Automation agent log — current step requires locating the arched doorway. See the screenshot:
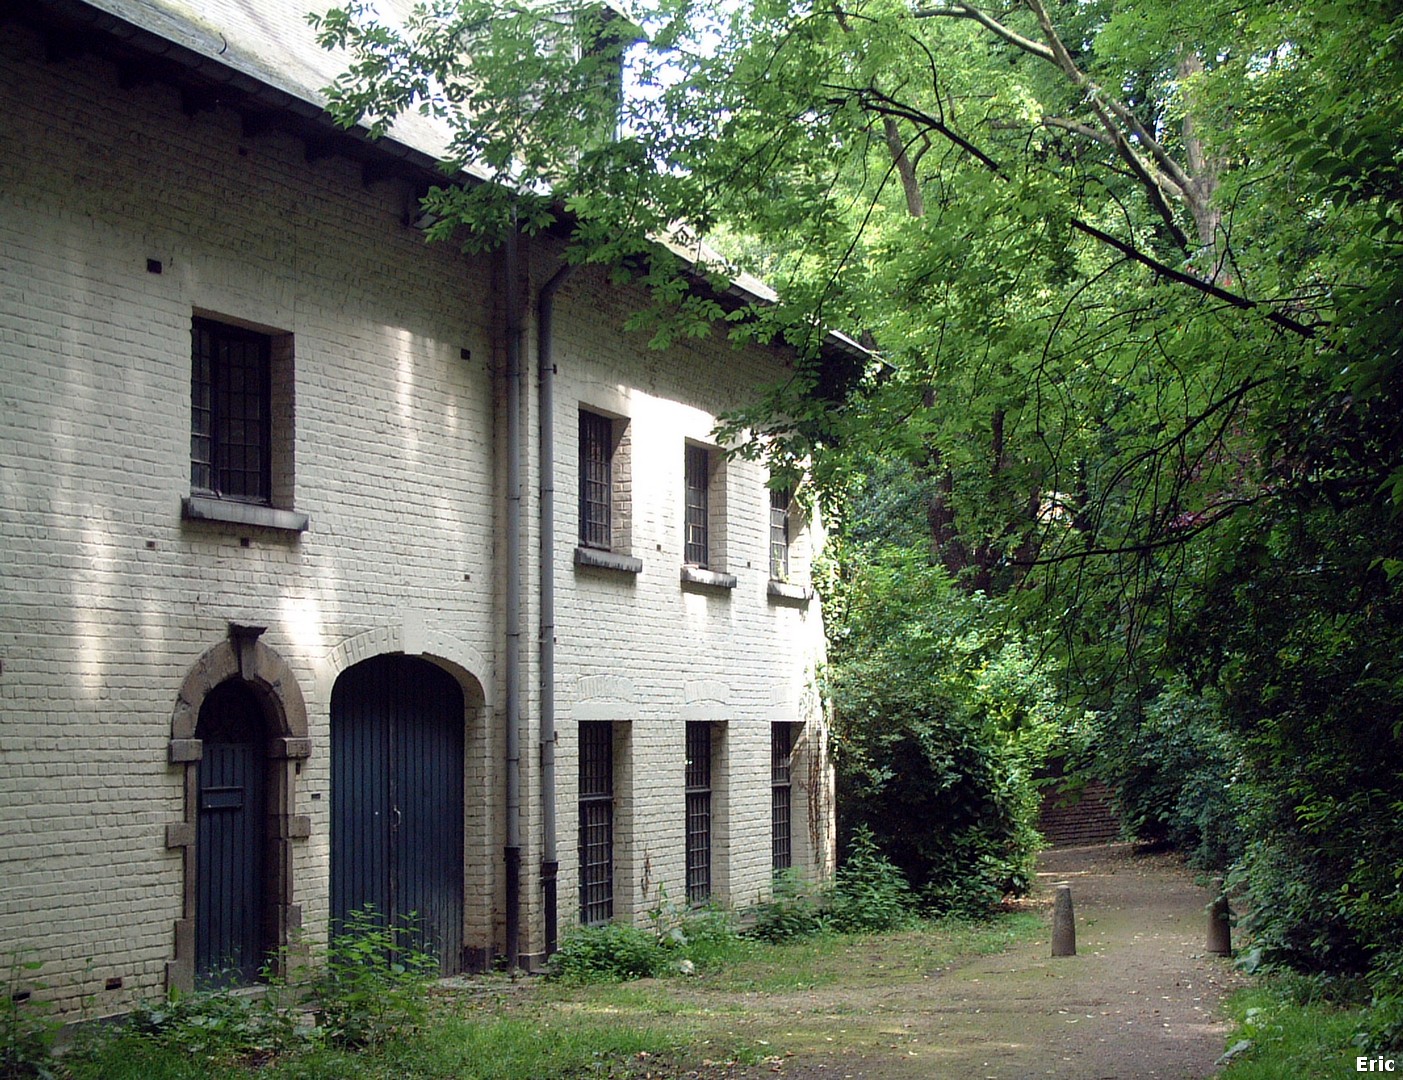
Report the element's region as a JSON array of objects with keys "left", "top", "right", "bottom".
[
  {"left": 194, "top": 679, "right": 269, "bottom": 986},
  {"left": 331, "top": 655, "right": 466, "bottom": 974},
  {"left": 167, "top": 631, "right": 310, "bottom": 994}
]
